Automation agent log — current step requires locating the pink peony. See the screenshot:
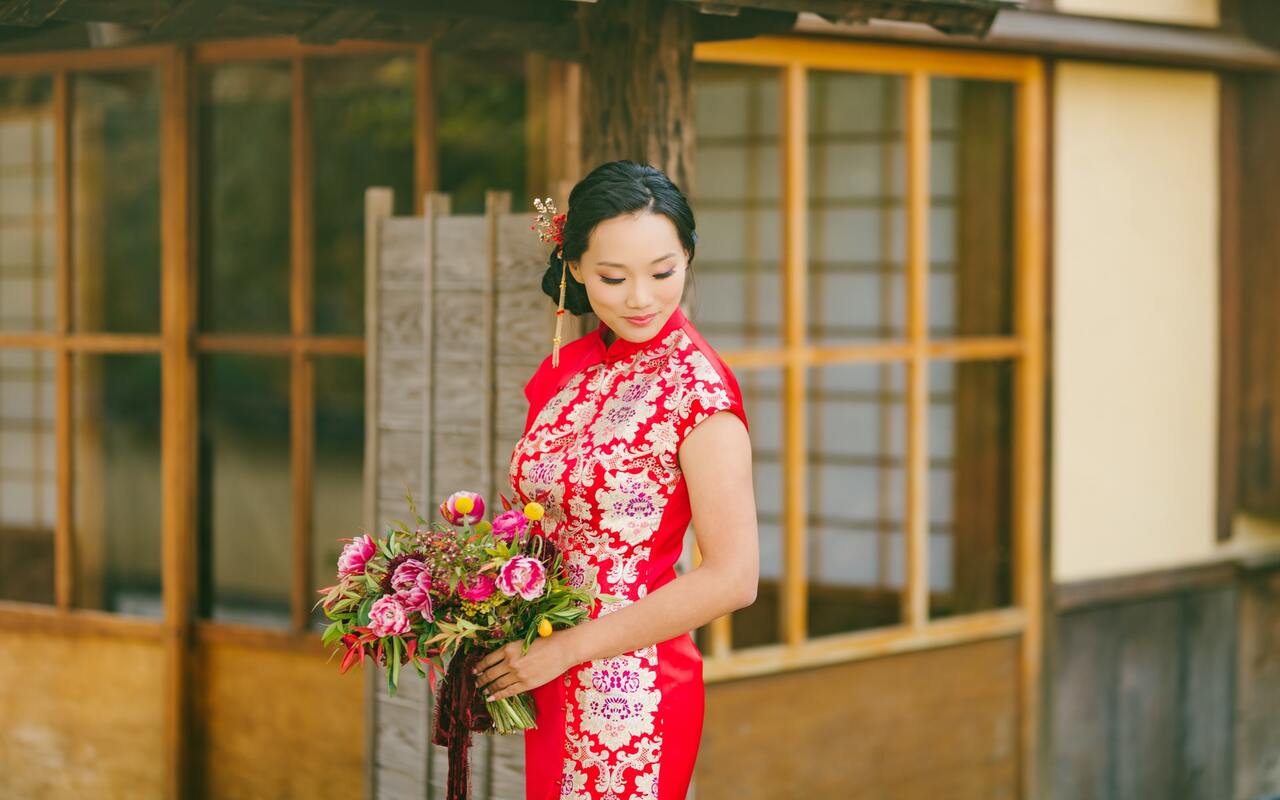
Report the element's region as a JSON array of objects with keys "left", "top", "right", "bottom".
[
  {"left": 337, "top": 535, "right": 377, "bottom": 576},
  {"left": 368, "top": 595, "right": 411, "bottom": 638},
  {"left": 390, "top": 559, "right": 434, "bottom": 621},
  {"left": 490, "top": 508, "right": 528, "bottom": 544},
  {"left": 456, "top": 573, "right": 497, "bottom": 602},
  {"left": 439, "top": 491, "right": 485, "bottom": 526},
  {"left": 496, "top": 555, "right": 547, "bottom": 601}
]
